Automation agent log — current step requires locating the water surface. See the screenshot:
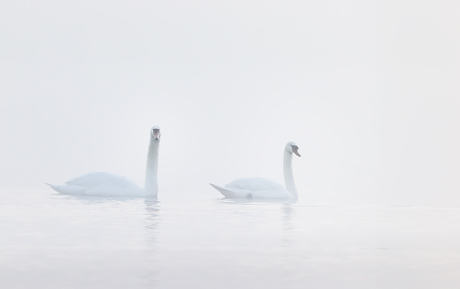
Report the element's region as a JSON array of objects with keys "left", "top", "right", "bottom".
[{"left": 1, "top": 187, "right": 459, "bottom": 289}]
